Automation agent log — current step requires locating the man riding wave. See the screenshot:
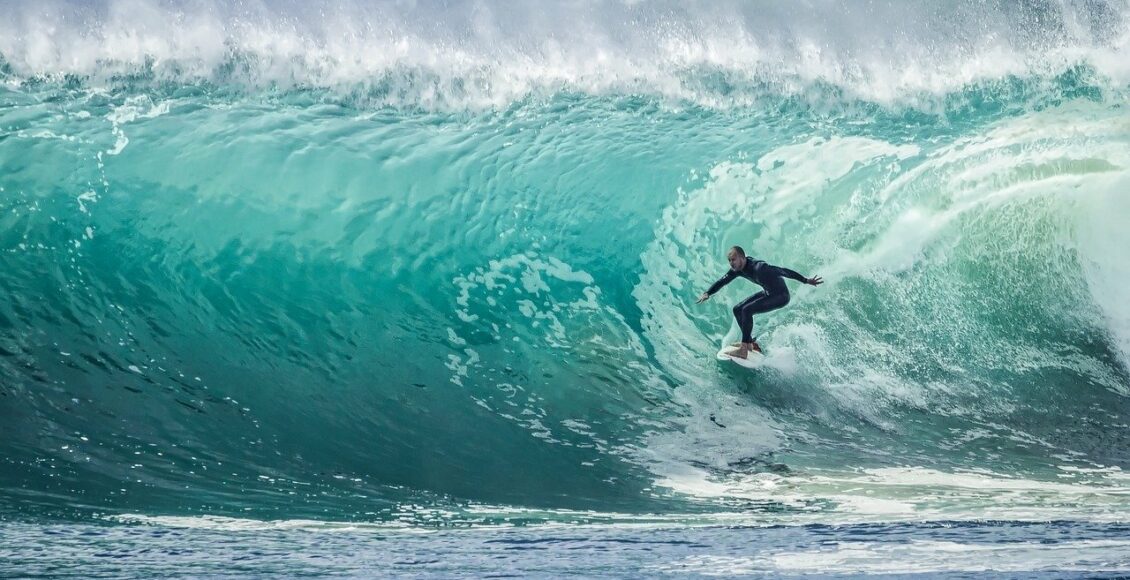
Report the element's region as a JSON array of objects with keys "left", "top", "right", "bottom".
[{"left": 697, "top": 246, "right": 823, "bottom": 358}]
